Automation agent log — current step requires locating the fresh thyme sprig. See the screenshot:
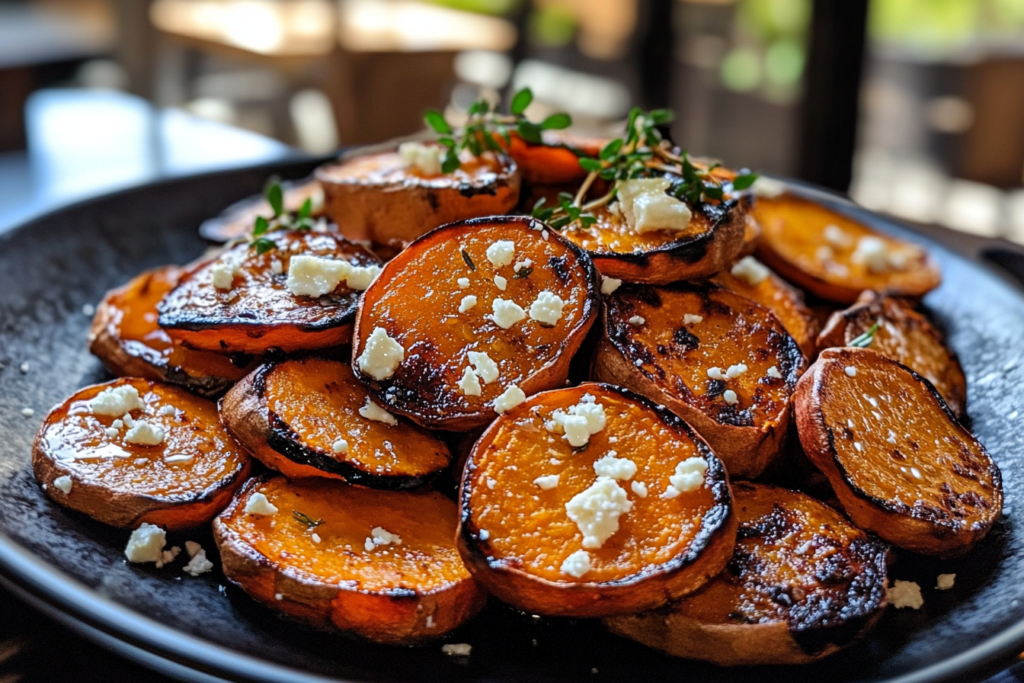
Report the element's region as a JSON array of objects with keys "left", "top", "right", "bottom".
[
  {"left": 250, "top": 179, "right": 316, "bottom": 254},
  {"left": 423, "top": 88, "right": 572, "bottom": 174},
  {"left": 850, "top": 320, "right": 882, "bottom": 348},
  {"left": 293, "top": 510, "right": 324, "bottom": 529}
]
